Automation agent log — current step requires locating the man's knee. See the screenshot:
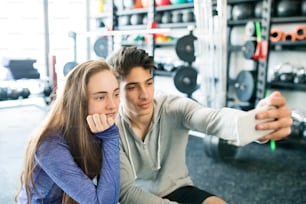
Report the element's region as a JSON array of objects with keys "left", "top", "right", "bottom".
[{"left": 202, "top": 196, "right": 228, "bottom": 204}]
